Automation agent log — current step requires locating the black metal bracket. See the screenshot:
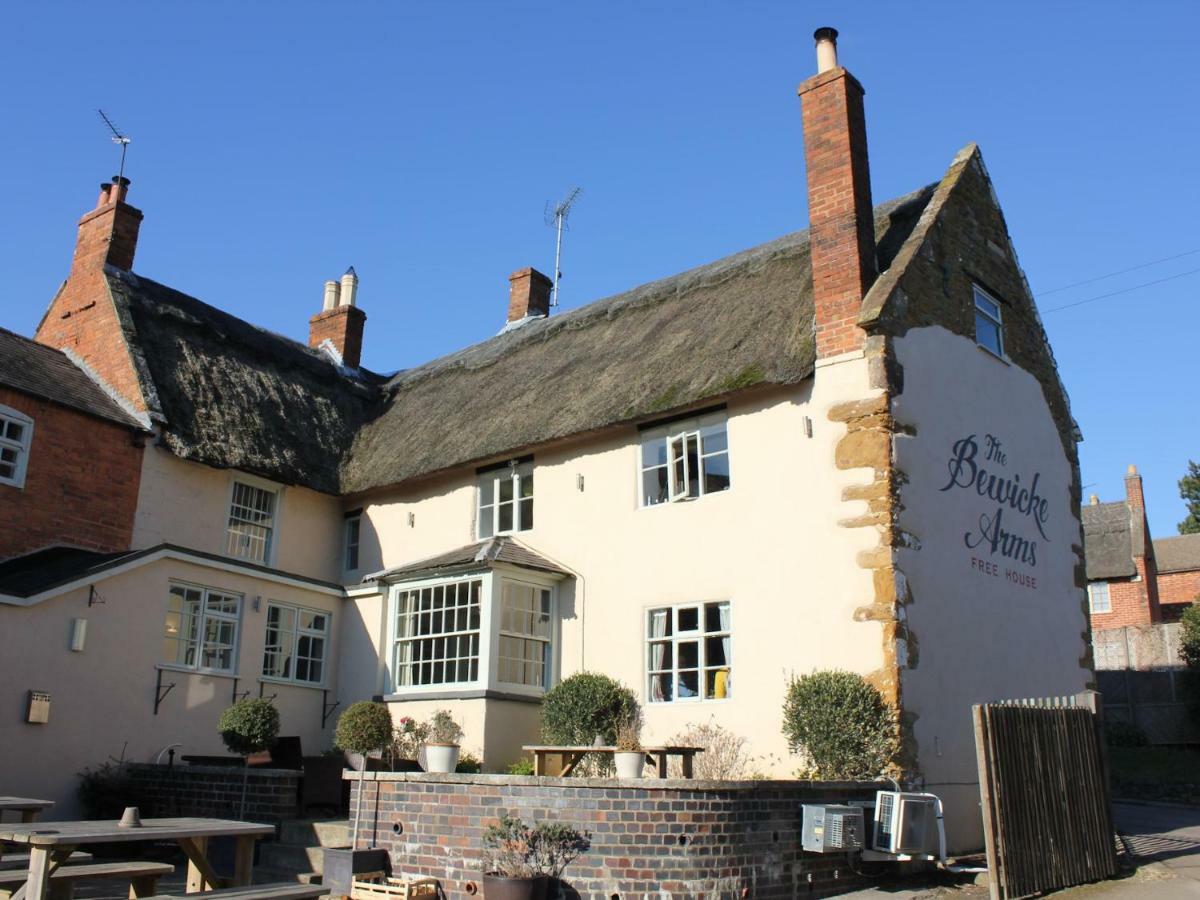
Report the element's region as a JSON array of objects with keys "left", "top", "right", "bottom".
[
  {"left": 322, "top": 689, "right": 341, "bottom": 729},
  {"left": 154, "top": 669, "right": 176, "bottom": 715},
  {"left": 231, "top": 678, "right": 250, "bottom": 704},
  {"left": 88, "top": 585, "right": 105, "bottom": 607},
  {"left": 257, "top": 682, "right": 277, "bottom": 701}
]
